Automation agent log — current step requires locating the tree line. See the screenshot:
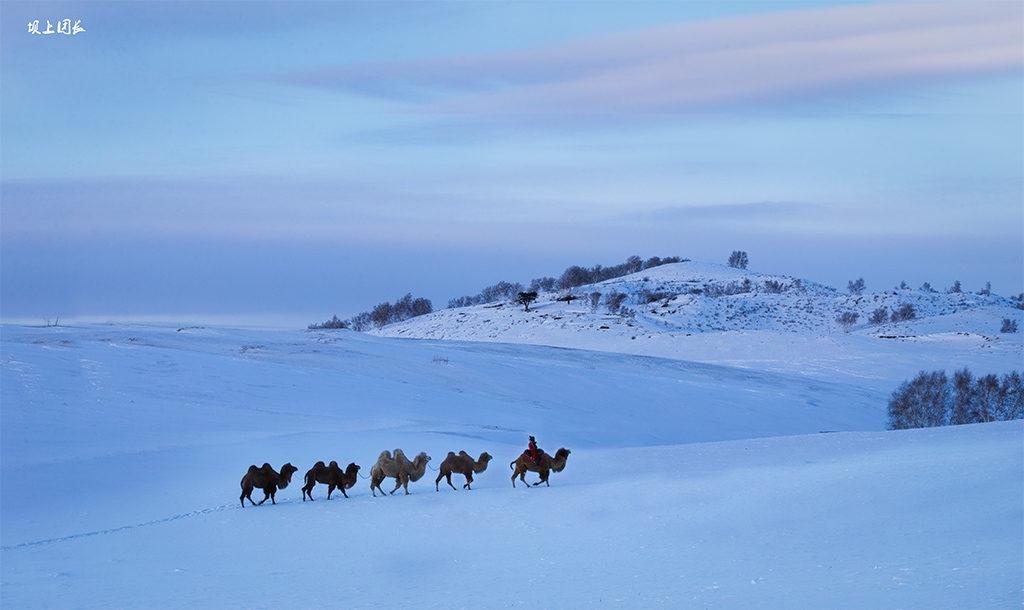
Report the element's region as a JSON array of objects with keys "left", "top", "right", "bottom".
[
  {"left": 309, "top": 254, "right": 689, "bottom": 332},
  {"left": 446, "top": 255, "right": 688, "bottom": 309},
  {"left": 887, "top": 368, "right": 1023, "bottom": 430},
  {"left": 309, "top": 293, "right": 432, "bottom": 331}
]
